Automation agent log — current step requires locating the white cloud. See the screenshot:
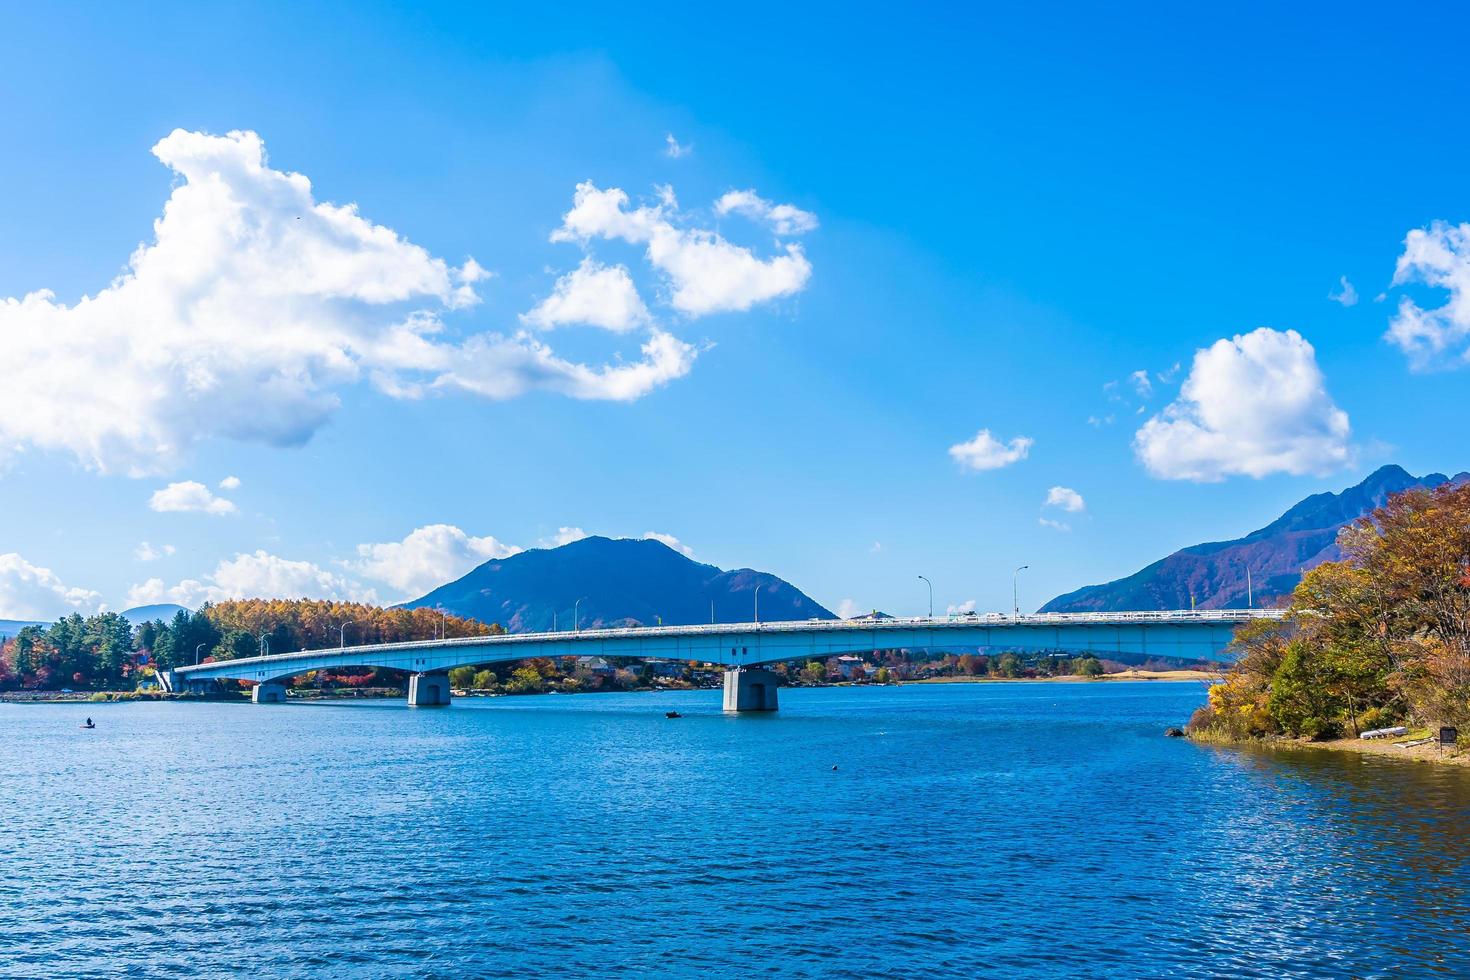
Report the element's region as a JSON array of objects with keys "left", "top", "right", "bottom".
[
  {"left": 0, "top": 130, "right": 698, "bottom": 474},
  {"left": 836, "top": 598, "right": 864, "bottom": 619},
  {"left": 521, "top": 258, "right": 651, "bottom": 333},
  {"left": 664, "top": 134, "right": 691, "bottom": 159},
  {"left": 1045, "top": 486, "right": 1086, "bottom": 512},
  {"left": 127, "top": 550, "right": 376, "bottom": 608},
  {"left": 134, "top": 542, "right": 176, "bottom": 562},
  {"left": 540, "top": 526, "right": 589, "bottom": 548},
  {"left": 1388, "top": 220, "right": 1470, "bottom": 368},
  {"left": 218, "top": 475, "right": 241, "bottom": 490},
  {"left": 1133, "top": 327, "right": 1351, "bottom": 481},
  {"left": 0, "top": 553, "right": 103, "bottom": 620},
  {"left": 1128, "top": 369, "right": 1153, "bottom": 399},
  {"left": 1087, "top": 414, "right": 1115, "bottom": 427},
  {"left": 348, "top": 524, "right": 521, "bottom": 599},
  {"left": 948, "top": 429, "right": 1033, "bottom": 471},
  {"left": 552, "top": 181, "right": 813, "bottom": 316},
  {"left": 643, "top": 531, "right": 694, "bottom": 557},
  {"left": 148, "top": 480, "right": 236, "bottom": 515},
  {"left": 869, "top": 541, "right": 882, "bottom": 553},
  {"left": 714, "top": 189, "right": 819, "bottom": 236},
  {"left": 1038, "top": 518, "right": 1072, "bottom": 532},
  {"left": 1328, "top": 275, "right": 1358, "bottom": 308},
  {"left": 947, "top": 599, "right": 977, "bottom": 615}
]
